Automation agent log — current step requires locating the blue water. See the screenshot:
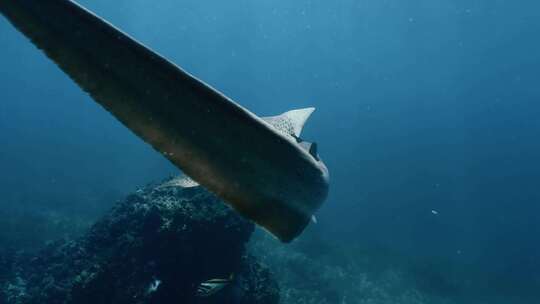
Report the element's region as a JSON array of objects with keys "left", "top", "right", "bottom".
[{"left": 1, "top": 0, "right": 539, "bottom": 303}]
